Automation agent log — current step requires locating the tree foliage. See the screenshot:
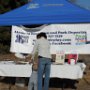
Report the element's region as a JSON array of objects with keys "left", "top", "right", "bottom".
[
  {"left": 0, "top": 0, "right": 30, "bottom": 54},
  {"left": 0, "top": 0, "right": 28, "bottom": 14},
  {"left": 0, "top": 27, "right": 11, "bottom": 54}
]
